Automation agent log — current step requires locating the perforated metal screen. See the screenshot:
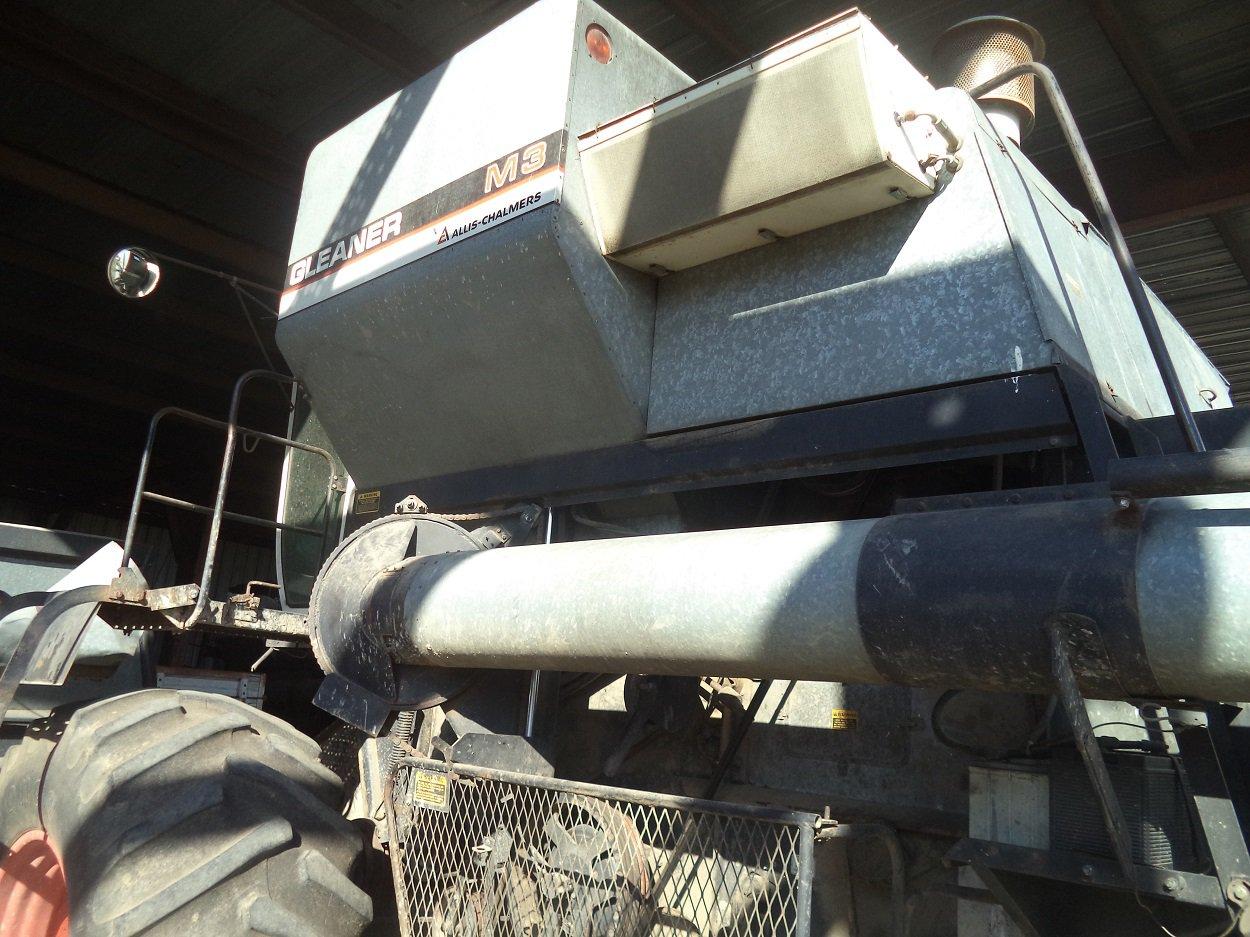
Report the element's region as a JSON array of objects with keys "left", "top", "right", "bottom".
[{"left": 387, "top": 758, "right": 816, "bottom": 937}]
